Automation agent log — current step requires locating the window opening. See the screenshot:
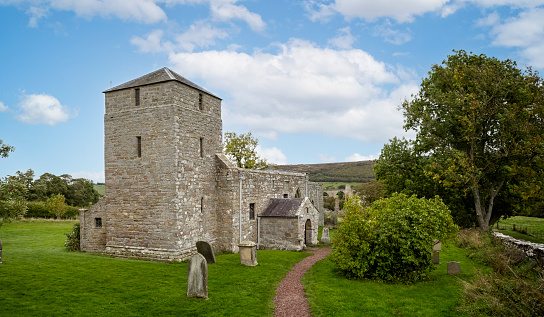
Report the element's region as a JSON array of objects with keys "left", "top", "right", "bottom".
[
  {"left": 137, "top": 136, "right": 142, "bottom": 157},
  {"left": 199, "top": 137, "right": 204, "bottom": 158},
  {"left": 95, "top": 217, "right": 102, "bottom": 228},
  {"left": 198, "top": 93, "right": 203, "bottom": 110},
  {"left": 249, "top": 203, "right": 255, "bottom": 220},
  {"left": 201, "top": 197, "right": 204, "bottom": 213},
  {"left": 135, "top": 88, "right": 140, "bottom": 106},
  {"left": 283, "top": 193, "right": 288, "bottom": 198}
]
